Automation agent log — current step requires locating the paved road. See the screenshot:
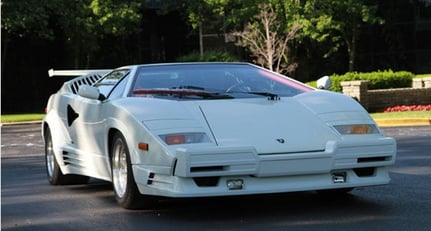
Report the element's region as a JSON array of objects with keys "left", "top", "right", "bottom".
[{"left": 1, "top": 124, "right": 431, "bottom": 231}]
